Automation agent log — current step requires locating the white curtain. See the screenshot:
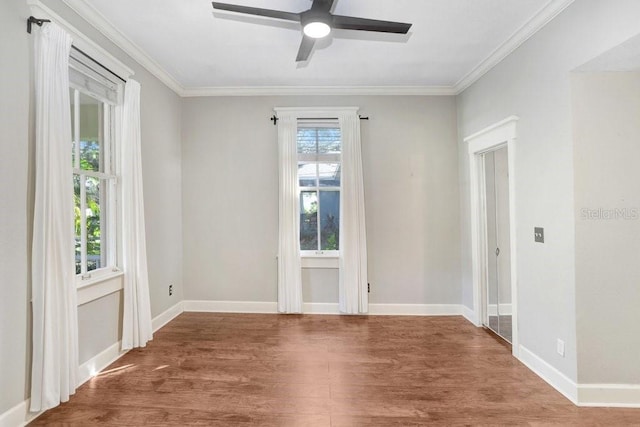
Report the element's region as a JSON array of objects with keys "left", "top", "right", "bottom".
[
  {"left": 277, "top": 114, "right": 303, "bottom": 313},
  {"left": 30, "top": 23, "right": 78, "bottom": 412},
  {"left": 121, "top": 80, "right": 153, "bottom": 350},
  {"left": 338, "top": 113, "right": 368, "bottom": 314}
]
